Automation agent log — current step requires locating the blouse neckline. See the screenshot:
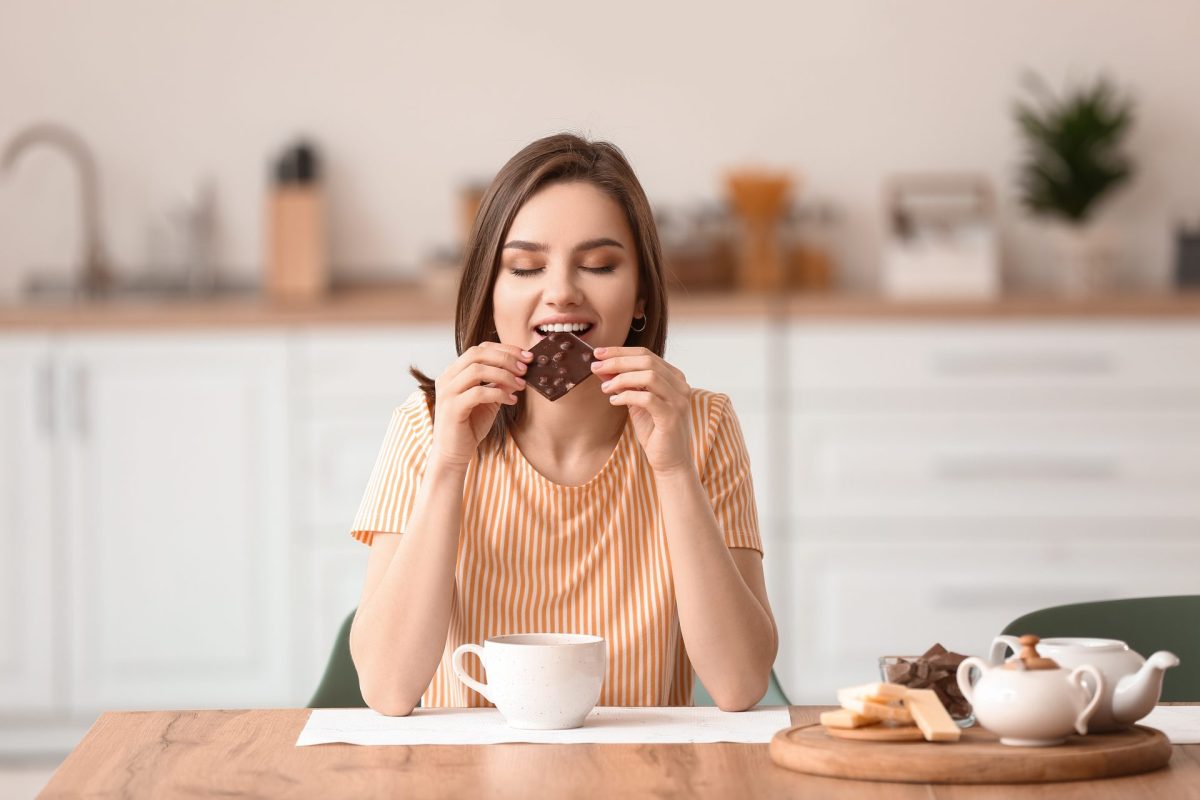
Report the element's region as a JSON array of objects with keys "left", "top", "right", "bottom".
[{"left": 505, "top": 414, "right": 634, "bottom": 491}]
